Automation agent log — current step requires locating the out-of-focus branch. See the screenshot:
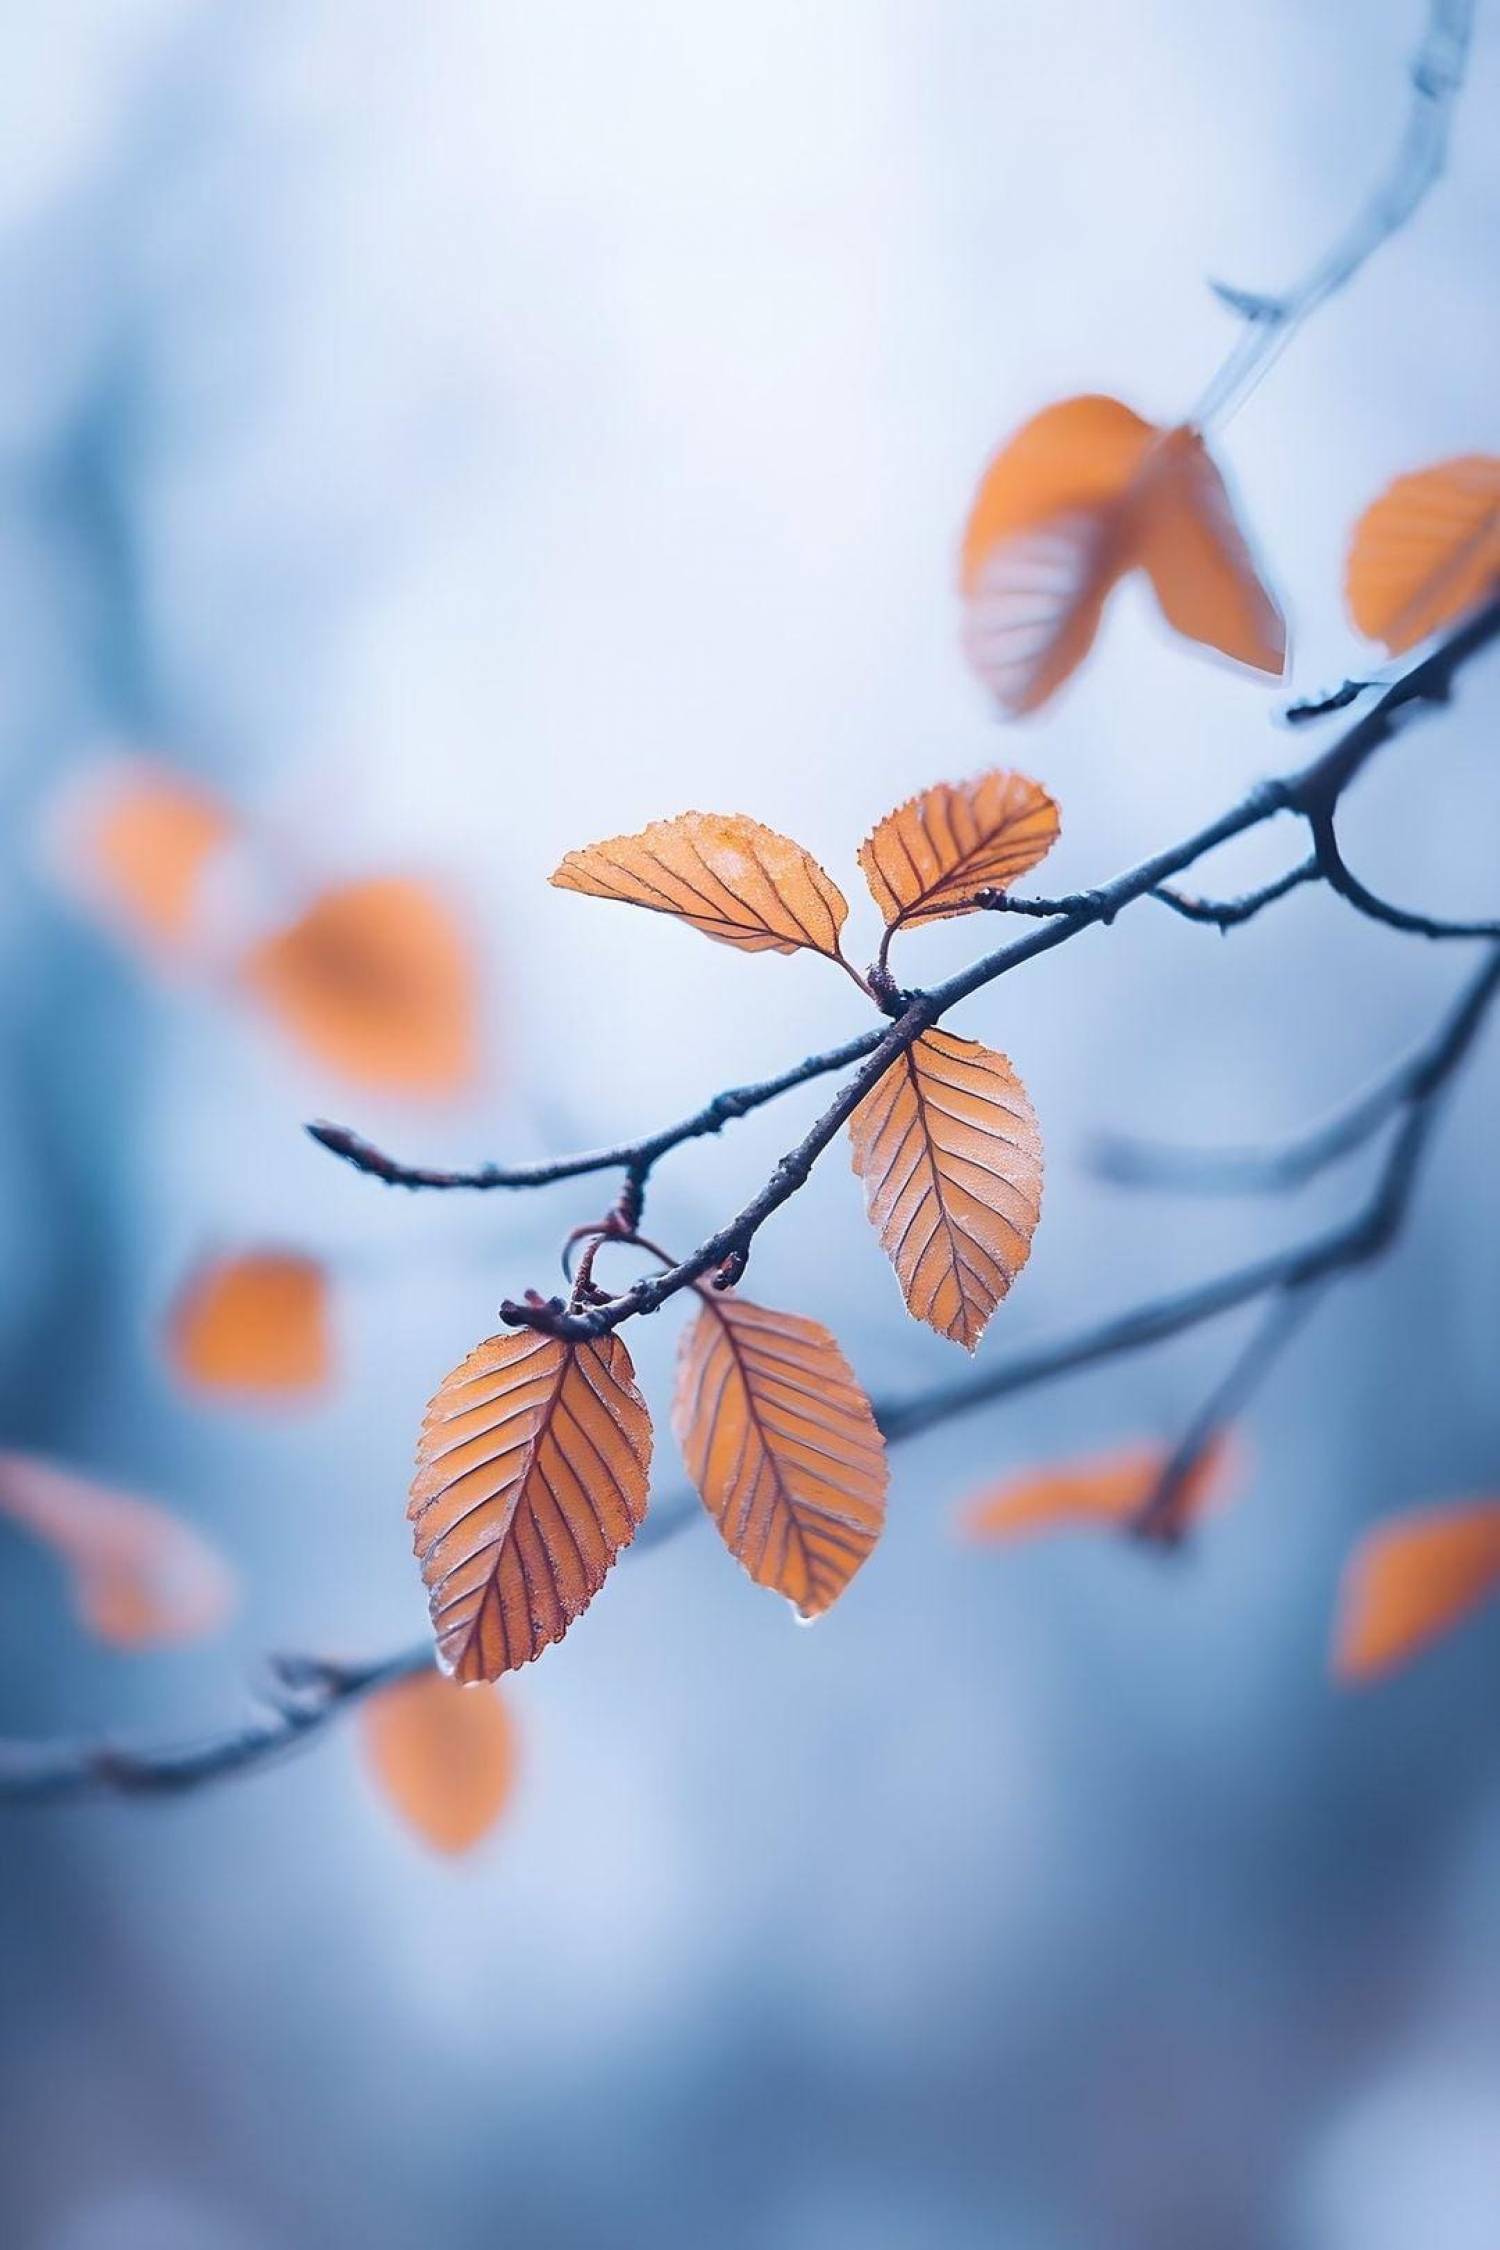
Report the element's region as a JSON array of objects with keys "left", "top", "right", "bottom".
[
  {"left": 0, "top": 1646, "right": 432, "bottom": 1806},
  {"left": 1132, "top": 1285, "right": 1328, "bottom": 1546},
  {"left": 1193, "top": 0, "right": 1476, "bottom": 429}
]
